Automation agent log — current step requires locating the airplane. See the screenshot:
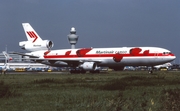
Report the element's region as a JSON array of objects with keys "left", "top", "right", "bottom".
[
  {"left": 14, "top": 23, "right": 176, "bottom": 73},
  {"left": 0, "top": 51, "right": 12, "bottom": 74}
]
